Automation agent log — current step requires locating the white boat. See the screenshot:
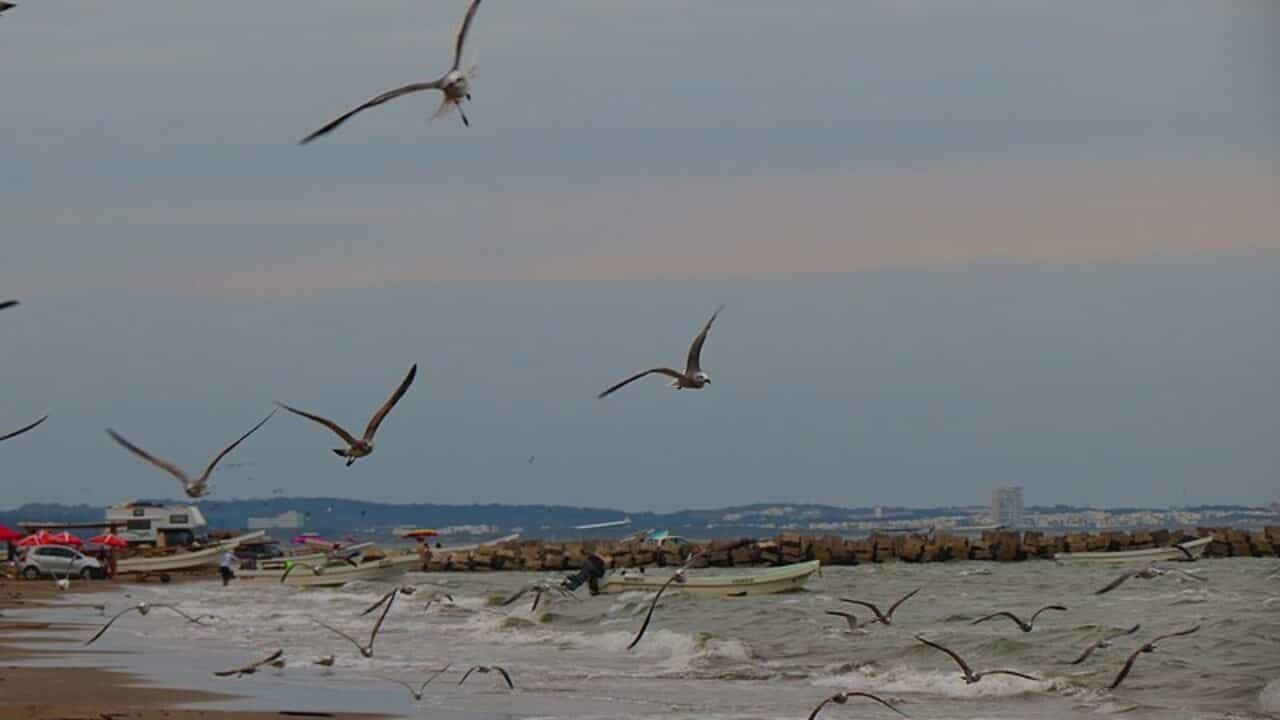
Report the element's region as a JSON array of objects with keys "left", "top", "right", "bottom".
[
  {"left": 431, "top": 533, "right": 521, "bottom": 555},
  {"left": 1052, "top": 536, "right": 1213, "bottom": 564},
  {"left": 599, "top": 560, "right": 820, "bottom": 597},
  {"left": 116, "top": 531, "right": 267, "bottom": 576},
  {"left": 238, "top": 552, "right": 420, "bottom": 588}
]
